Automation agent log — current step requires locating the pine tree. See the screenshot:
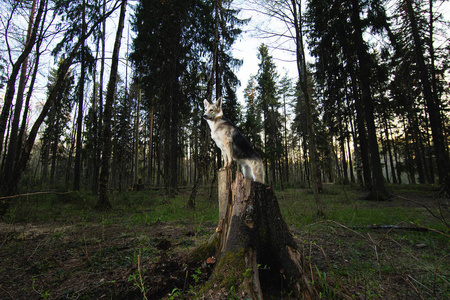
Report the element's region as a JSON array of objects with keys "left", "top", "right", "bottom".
[
  {"left": 242, "top": 77, "right": 263, "bottom": 151},
  {"left": 40, "top": 66, "right": 75, "bottom": 184},
  {"left": 256, "top": 44, "right": 283, "bottom": 185}
]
